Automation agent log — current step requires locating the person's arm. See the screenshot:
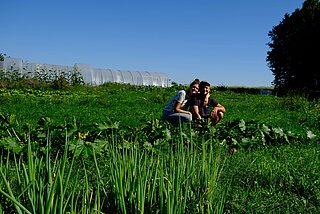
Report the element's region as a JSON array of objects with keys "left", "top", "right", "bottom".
[
  {"left": 189, "top": 96, "right": 201, "bottom": 119},
  {"left": 211, "top": 104, "right": 225, "bottom": 119},
  {"left": 208, "top": 96, "right": 225, "bottom": 118},
  {"left": 175, "top": 102, "right": 192, "bottom": 116},
  {"left": 173, "top": 90, "right": 192, "bottom": 115},
  {"left": 190, "top": 104, "right": 201, "bottom": 119}
]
